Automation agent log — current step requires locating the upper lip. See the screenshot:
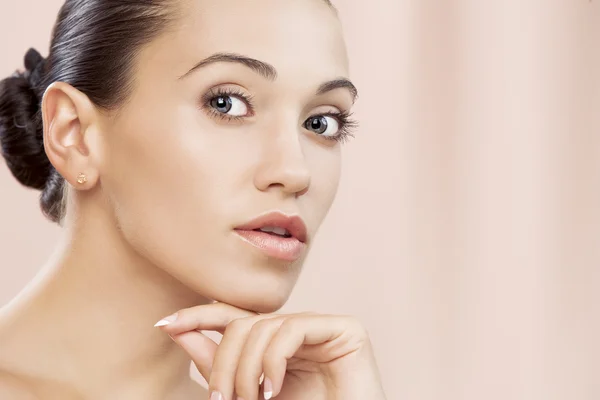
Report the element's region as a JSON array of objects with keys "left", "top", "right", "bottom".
[{"left": 234, "top": 211, "right": 308, "bottom": 243}]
